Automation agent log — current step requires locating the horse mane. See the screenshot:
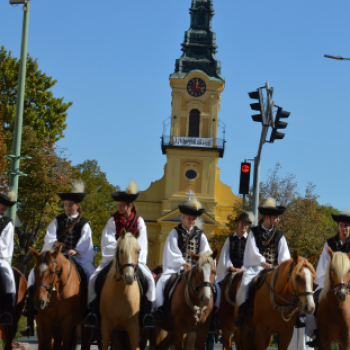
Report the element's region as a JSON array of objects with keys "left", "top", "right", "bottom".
[
  {"left": 291, "top": 257, "right": 316, "bottom": 281},
  {"left": 319, "top": 251, "right": 350, "bottom": 302},
  {"left": 198, "top": 251, "right": 214, "bottom": 267},
  {"left": 108, "top": 233, "right": 139, "bottom": 279}
]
